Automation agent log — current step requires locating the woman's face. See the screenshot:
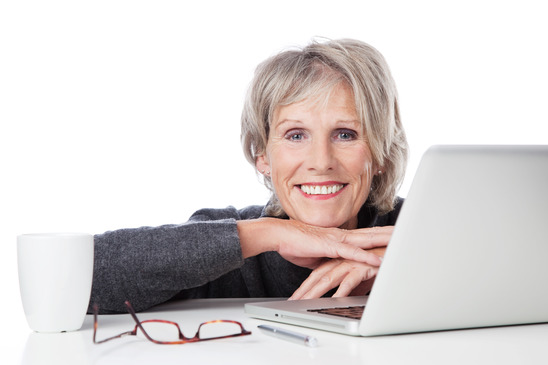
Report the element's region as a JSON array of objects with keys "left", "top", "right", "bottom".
[{"left": 256, "top": 82, "right": 378, "bottom": 229}]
